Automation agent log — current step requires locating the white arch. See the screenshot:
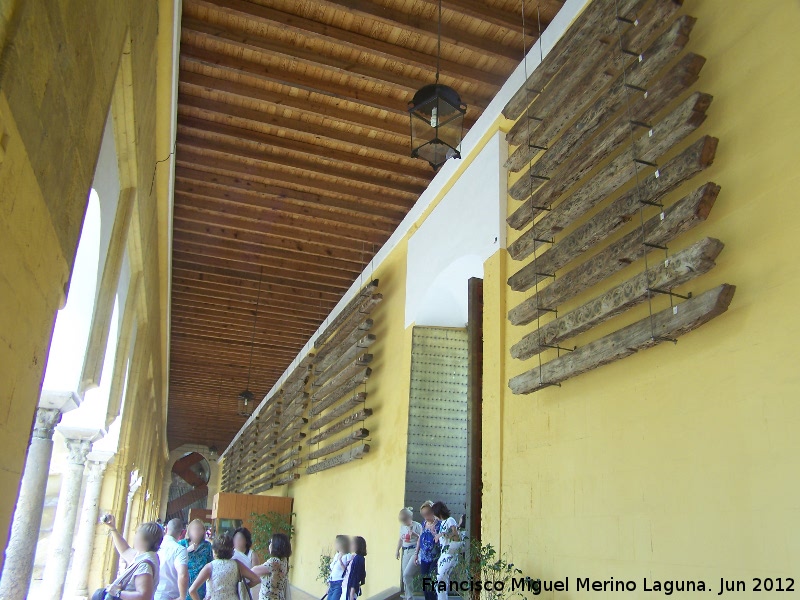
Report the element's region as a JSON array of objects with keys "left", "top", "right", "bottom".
[
  {"left": 42, "top": 190, "right": 102, "bottom": 392},
  {"left": 413, "top": 254, "right": 484, "bottom": 327}
]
